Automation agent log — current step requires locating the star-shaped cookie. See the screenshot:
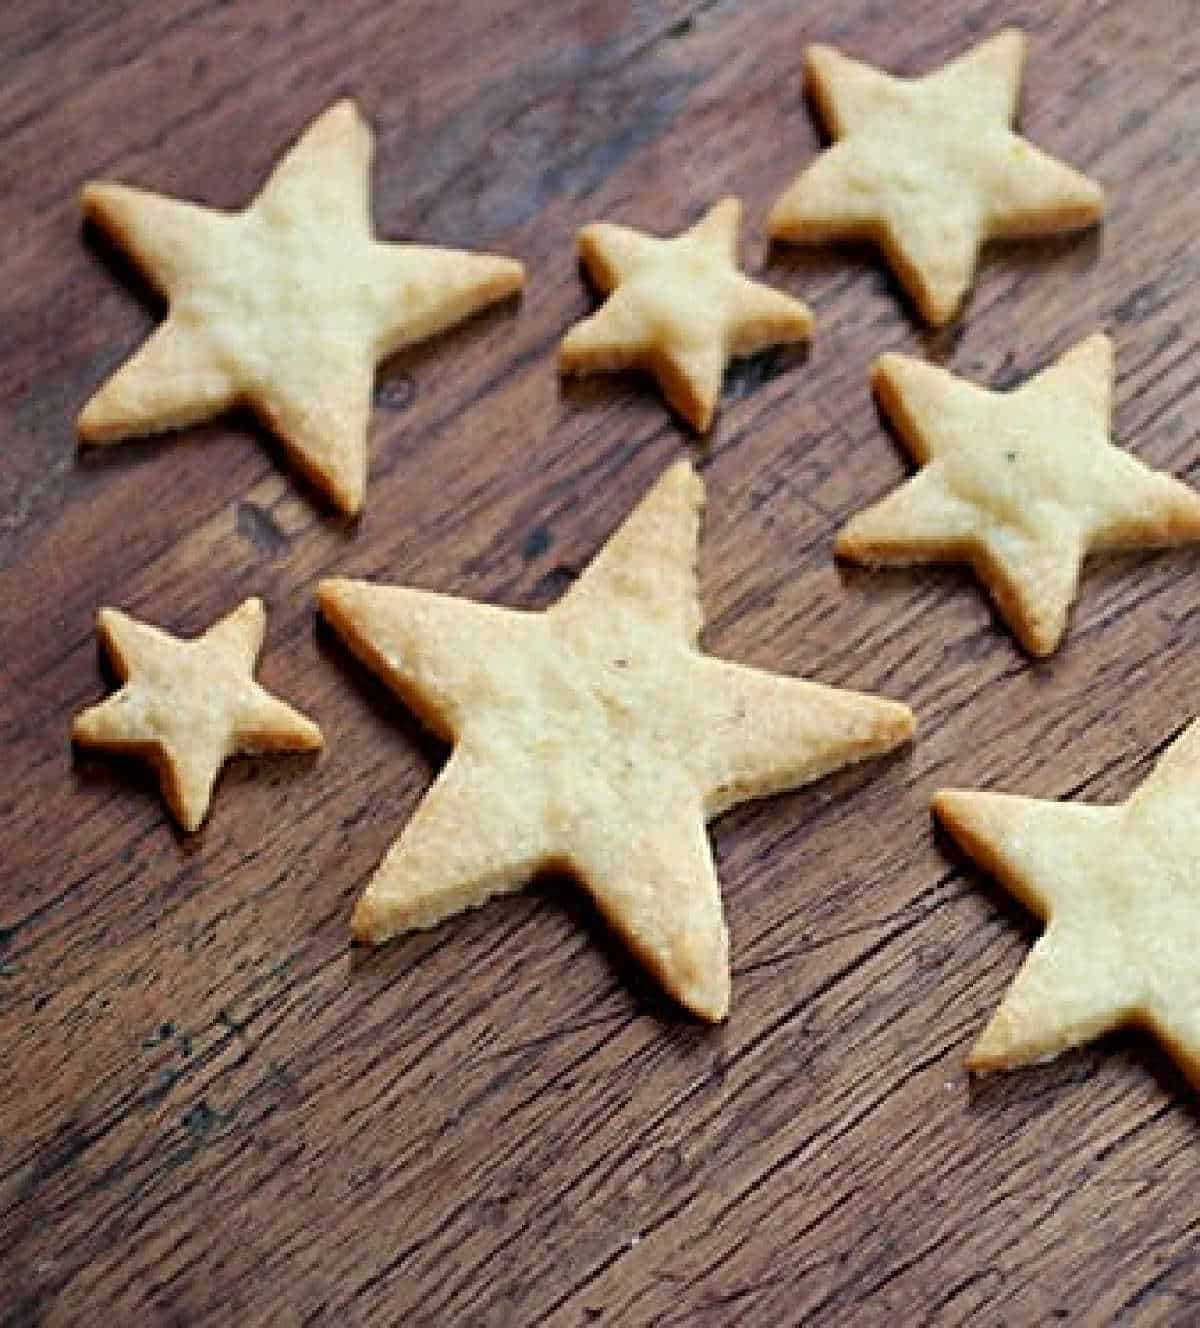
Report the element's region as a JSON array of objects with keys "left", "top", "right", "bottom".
[
  {"left": 934, "top": 719, "right": 1200, "bottom": 1085},
  {"left": 559, "top": 197, "right": 813, "bottom": 431},
  {"left": 73, "top": 598, "right": 322, "bottom": 831},
  {"left": 80, "top": 99, "right": 525, "bottom": 513},
  {"left": 768, "top": 29, "right": 1104, "bottom": 325},
  {"left": 319, "top": 460, "right": 914, "bottom": 1019},
  {"left": 836, "top": 334, "right": 1200, "bottom": 655}
]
